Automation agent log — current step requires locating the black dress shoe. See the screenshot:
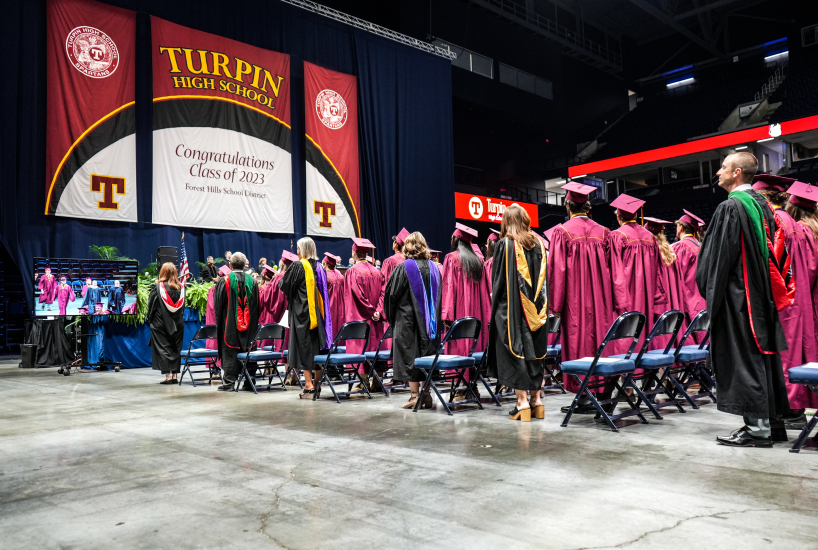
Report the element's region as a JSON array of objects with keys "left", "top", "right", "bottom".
[
  {"left": 217, "top": 383, "right": 234, "bottom": 391},
  {"left": 716, "top": 427, "right": 772, "bottom": 448},
  {"left": 784, "top": 413, "right": 808, "bottom": 431},
  {"left": 561, "top": 403, "right": 597, "bottom": 414}
]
